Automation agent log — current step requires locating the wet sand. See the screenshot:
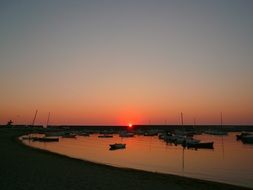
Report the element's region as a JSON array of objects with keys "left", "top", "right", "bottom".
[{"left": 0, "top": 128, "right": 251, "bottom": 190}]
